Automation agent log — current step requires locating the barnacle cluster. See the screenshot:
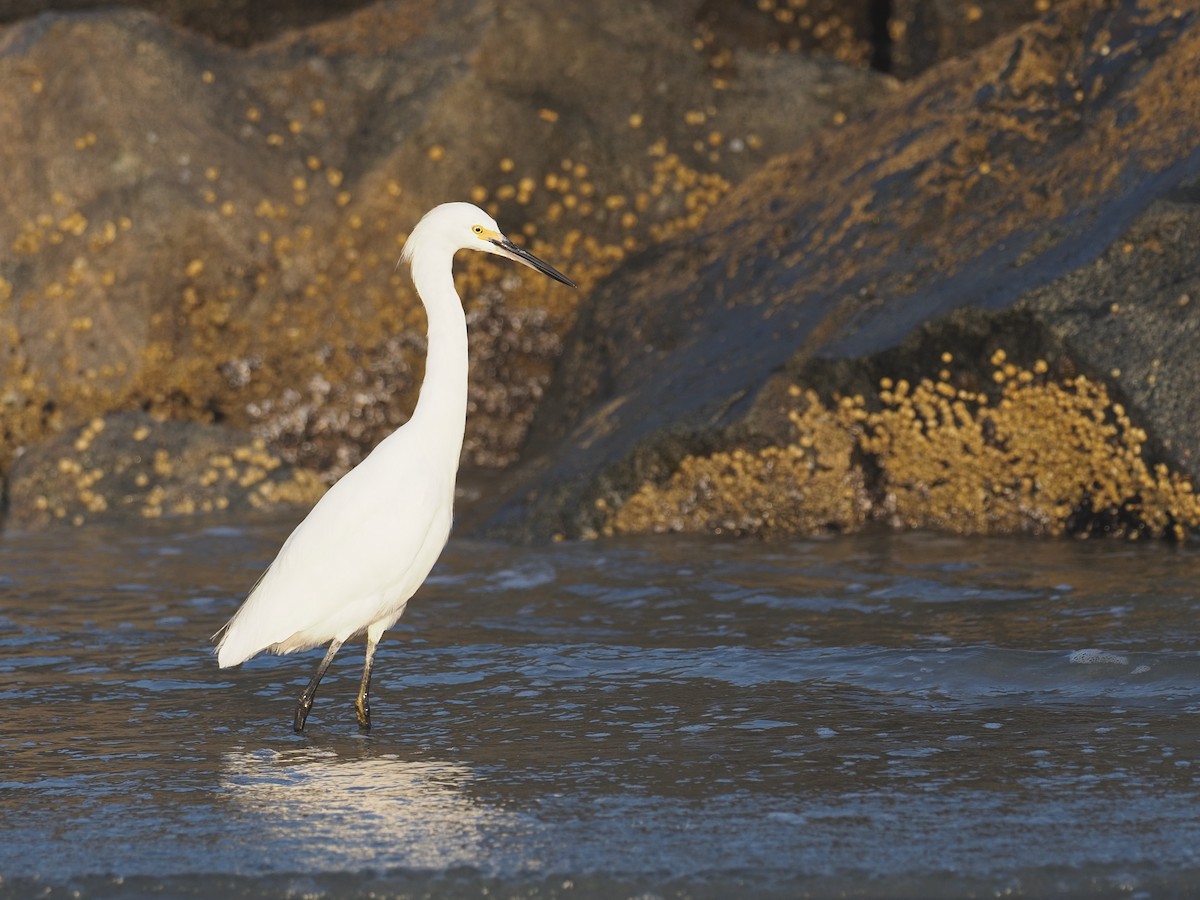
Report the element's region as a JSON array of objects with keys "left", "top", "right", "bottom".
[
  {"left": 614, "top": 355, "right": 1200, "bottom": 541},
  {"left": 10, "top": 413, "right": 324, "bottom": 529},
  {"left": 1, "top": 46, "right": 748, "bottom": 492}
]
